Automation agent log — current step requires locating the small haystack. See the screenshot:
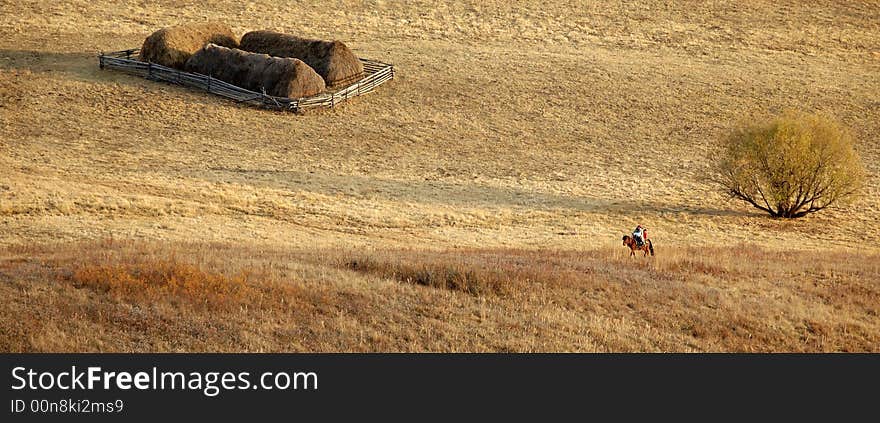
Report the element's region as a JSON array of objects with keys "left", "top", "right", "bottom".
[
  {"left": 184, "top": 44, "right": 326, "bottom": 98},
  {"left": 139, "top": 22, "right": 239, "bottom": 69},
  {"left": 240, "top": 30, "right": 364, "bottom": 88}
]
